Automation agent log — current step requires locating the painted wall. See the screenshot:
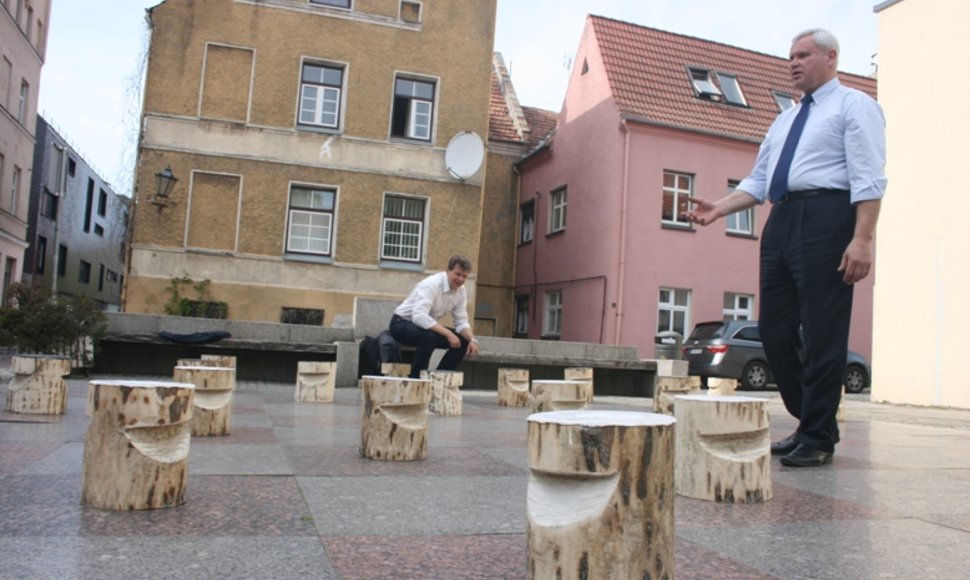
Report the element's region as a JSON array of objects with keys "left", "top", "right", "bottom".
[{"left": 873, "top": 0, "right": 969, "bottom": 408}]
